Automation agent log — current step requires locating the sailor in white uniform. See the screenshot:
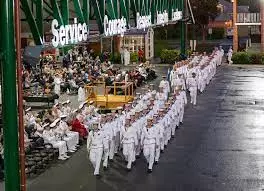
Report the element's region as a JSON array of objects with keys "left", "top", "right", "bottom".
[
  {"left": 120, "top": 116, "right": 138, "bottom": 171},
  {"left": 87, "top": 122, "right": 108, "bottom": 176},
  {"left": 141, "top": 117, "right": 159, "bottom": 173}
]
